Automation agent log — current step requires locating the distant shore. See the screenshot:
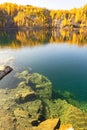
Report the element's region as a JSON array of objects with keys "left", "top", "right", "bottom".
[{"left": 0, "top": 3, "right": 87, "bottom": 31}]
